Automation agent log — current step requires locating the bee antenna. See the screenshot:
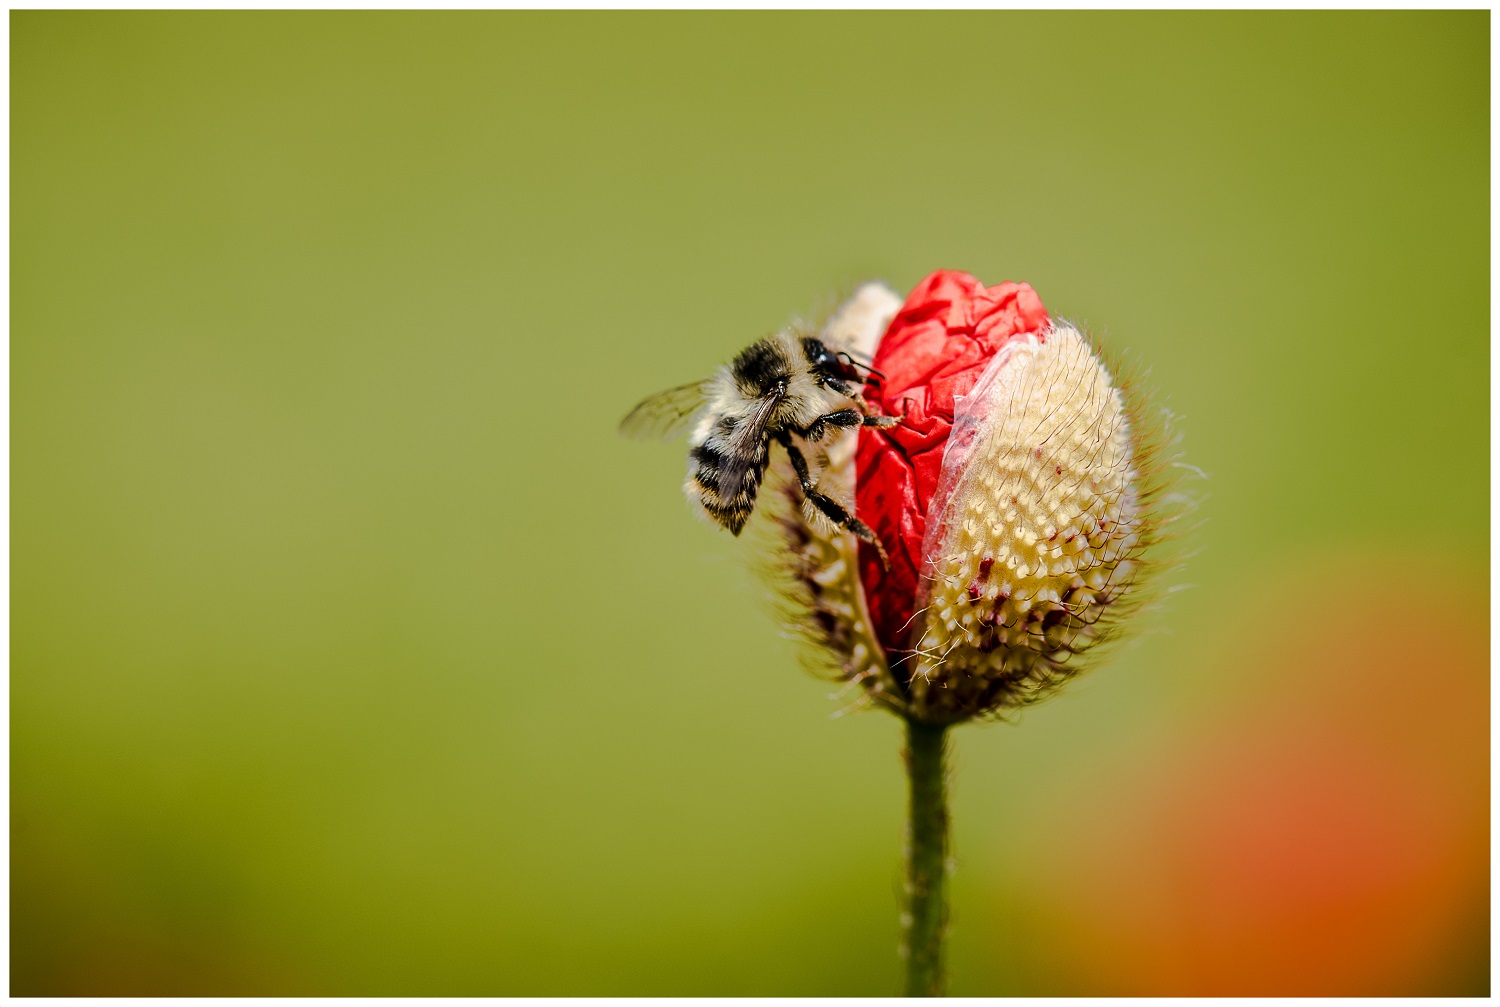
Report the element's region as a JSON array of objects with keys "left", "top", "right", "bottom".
[{"left": 837, "top": 351, "right": 885, "bottom": 381}]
